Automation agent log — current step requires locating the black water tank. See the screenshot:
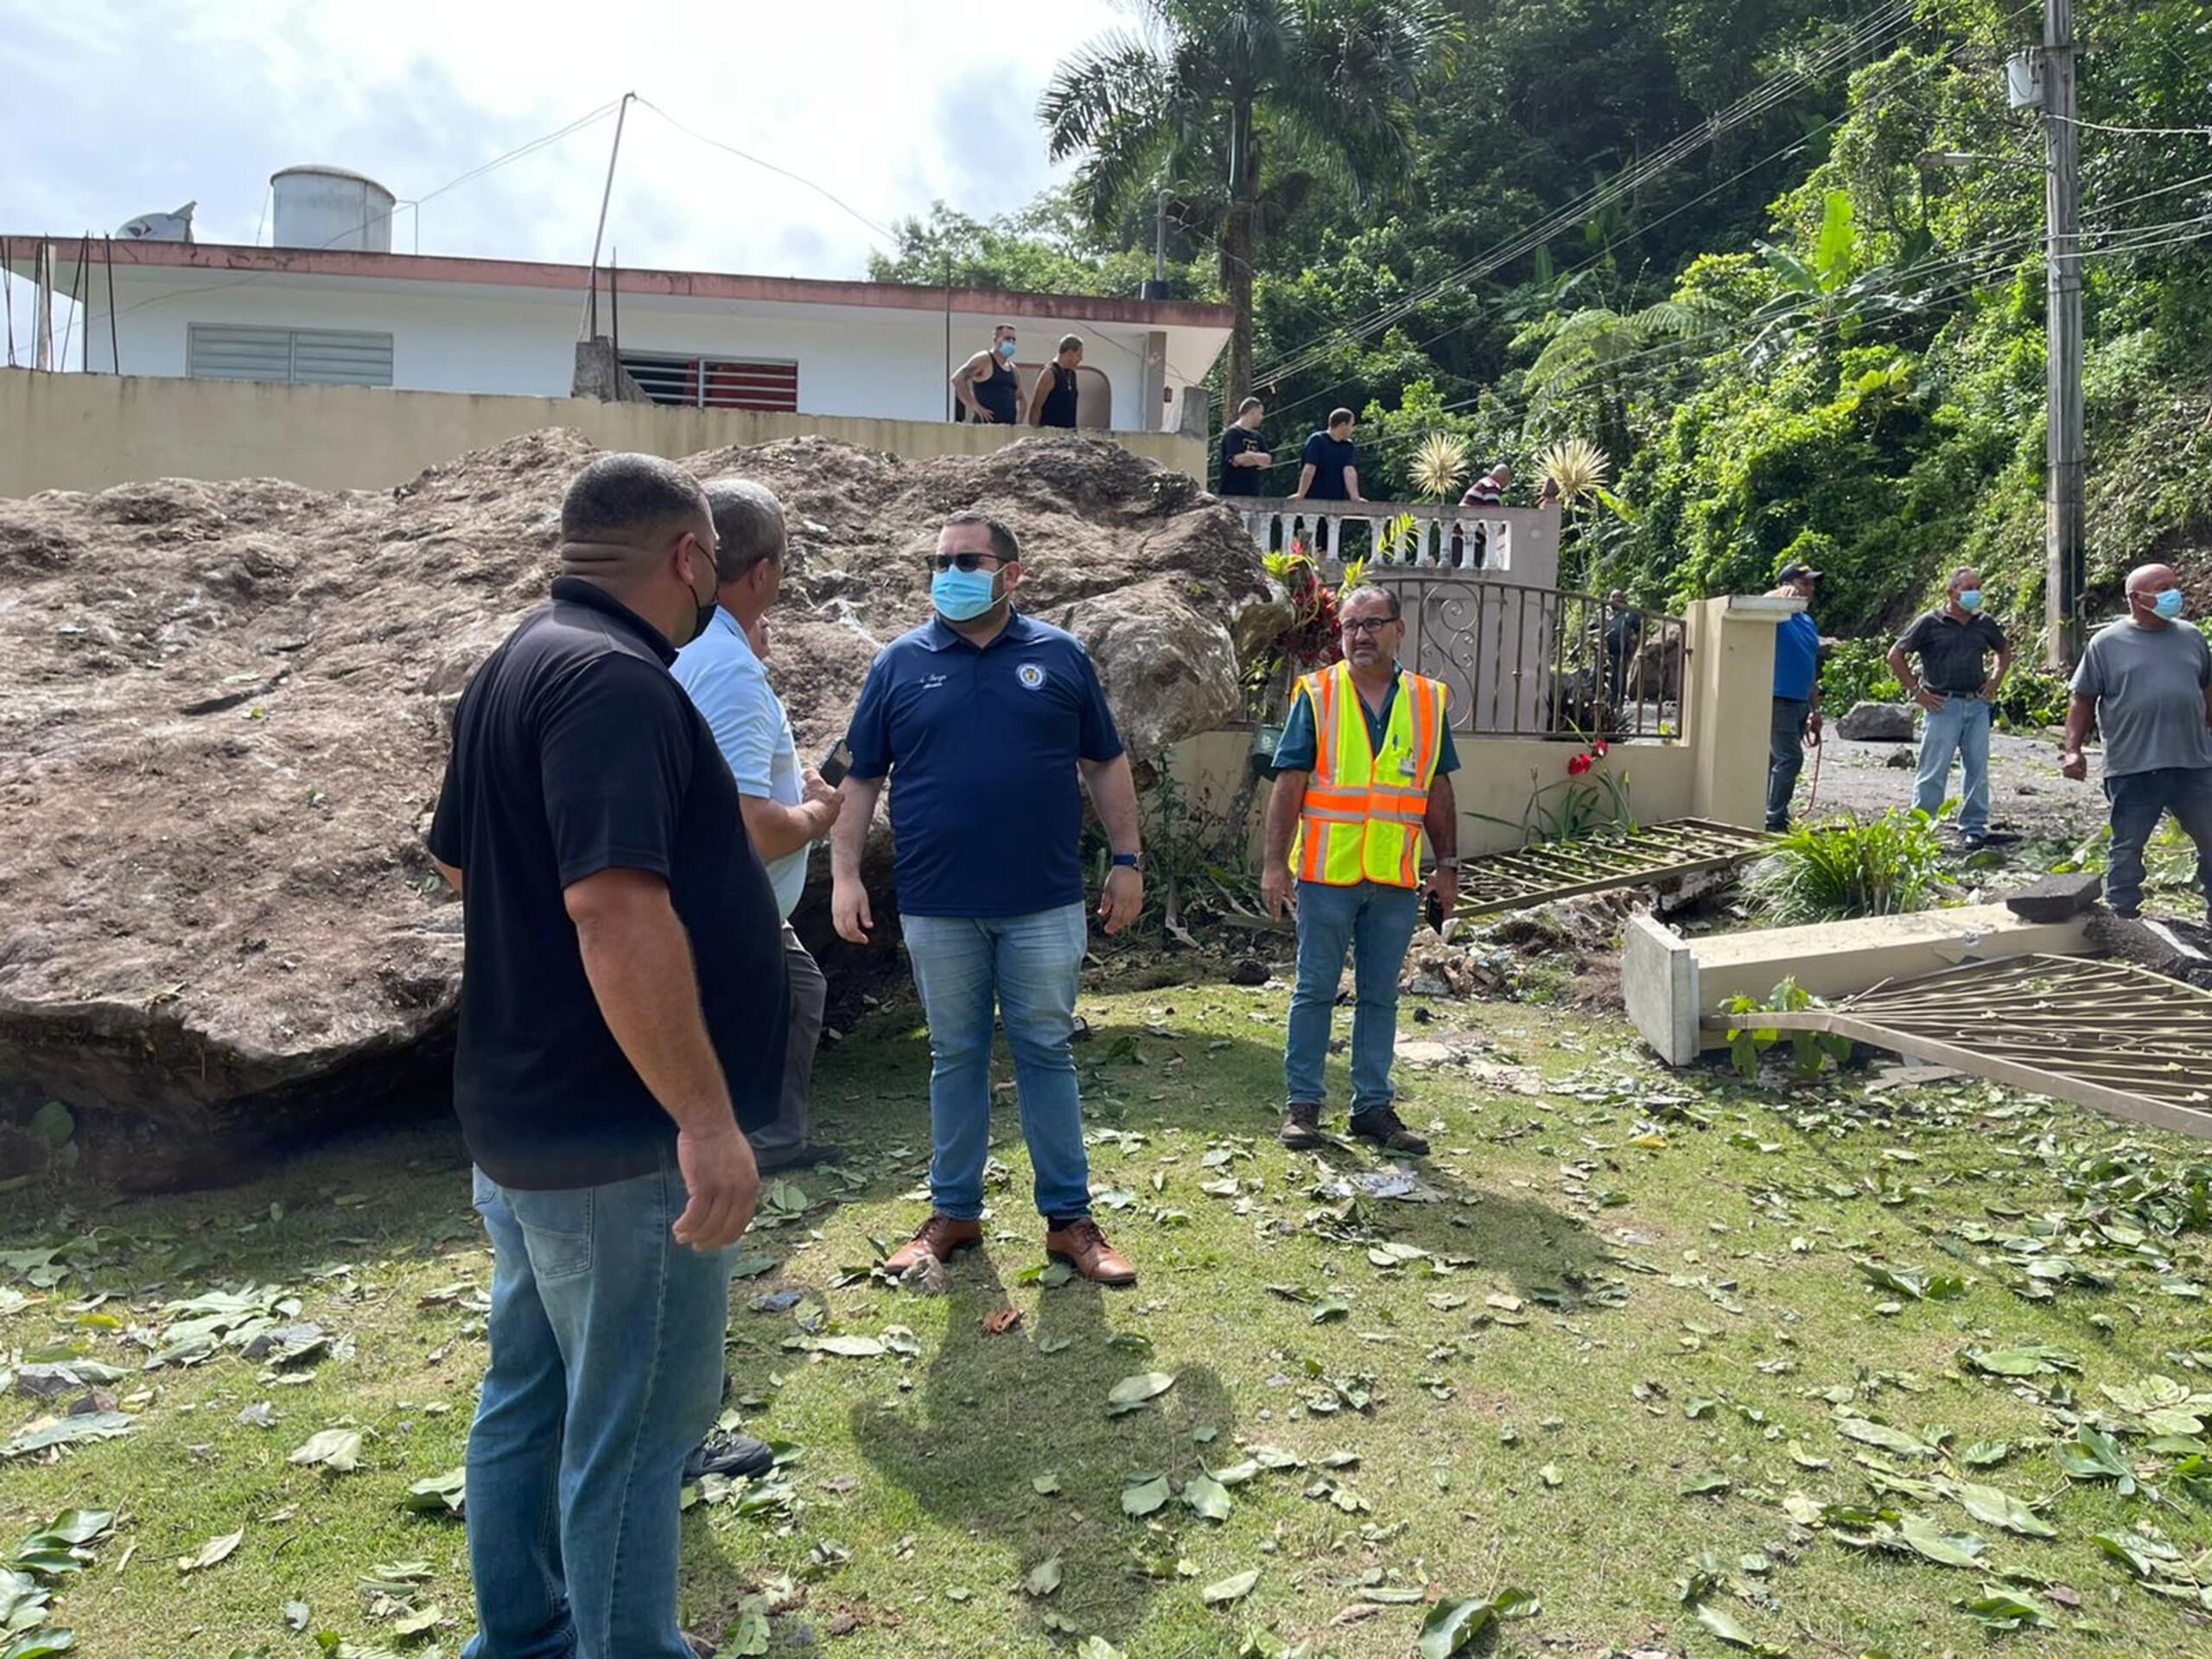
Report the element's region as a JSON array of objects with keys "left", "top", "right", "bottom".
[{"left": 1140, "top": 278, "right": 1175, "bottom": 302}]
